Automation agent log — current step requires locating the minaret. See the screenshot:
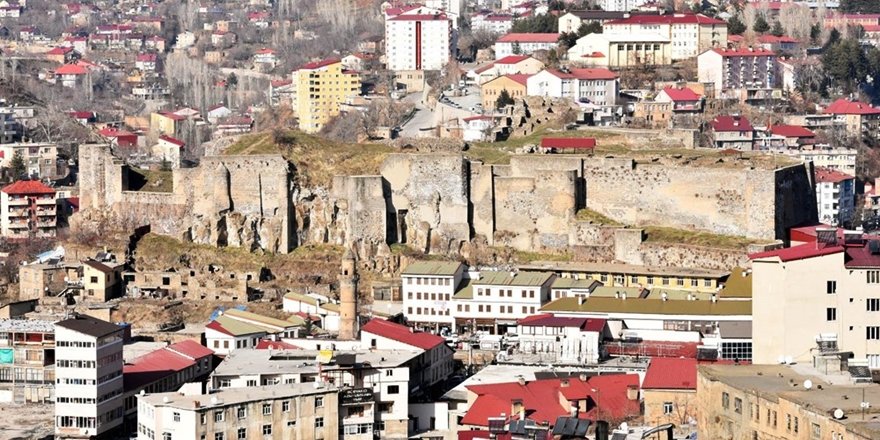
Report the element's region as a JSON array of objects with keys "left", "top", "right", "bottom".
[{"left": 338, "top": 247, "right": 358, "bottom": 340}]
